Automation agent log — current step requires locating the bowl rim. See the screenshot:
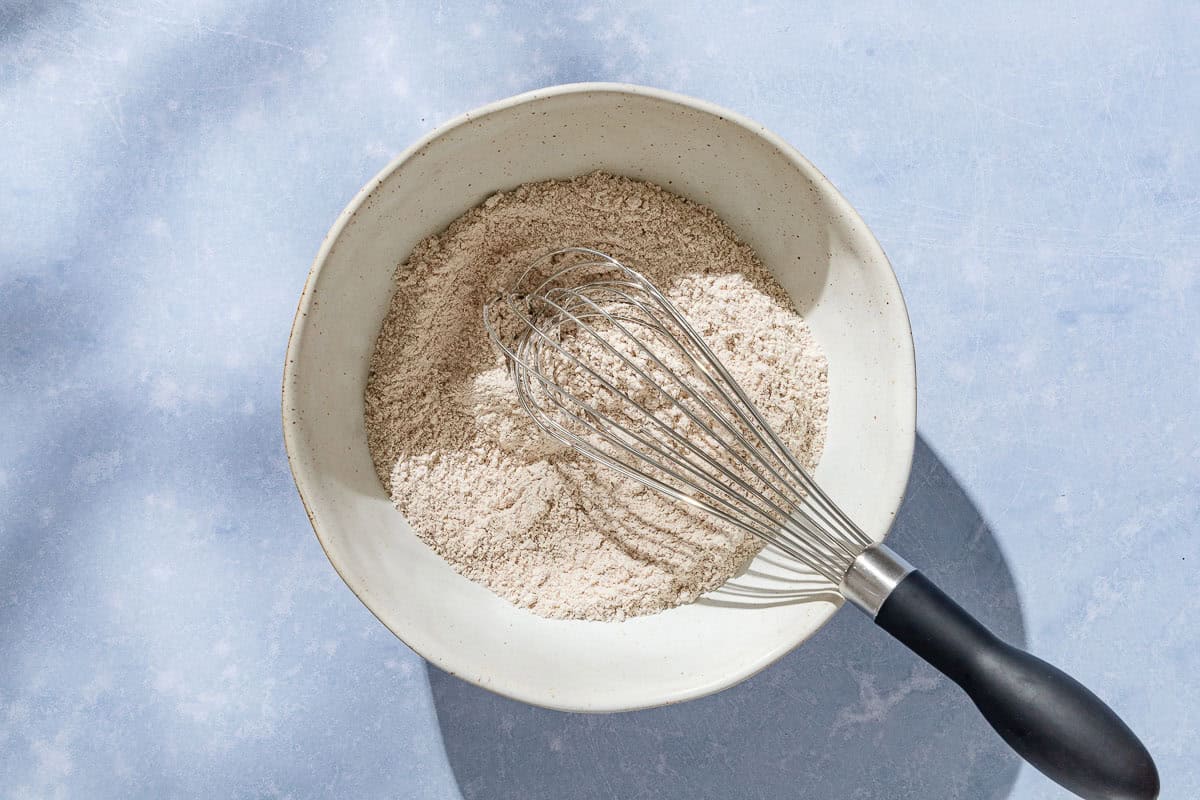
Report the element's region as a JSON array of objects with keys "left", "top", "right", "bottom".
[{"left": 282, "top": 81, "right": 917, "bottom": 711}]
